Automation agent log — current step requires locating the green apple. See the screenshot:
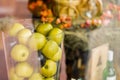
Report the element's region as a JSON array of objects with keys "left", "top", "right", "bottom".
[
  {"left": 48, "top": 28, "right": 64, "bottom": 45},
  {"left": 45, "top": 77, "right": 55, "bottom": 80},
  {"left": 17, "top": 28, "right": 32, "bottom": 45},
  {"left": 28, "top": 32, "right": 47, "bottom": 51},
  {"left": 42, "top": 40, "right": 59, "bottom": 59},
  {"left": 15, "top": 62, "right": 33, "bottom": 78},
  {"left": 41, "top": 60, "right": 57, "bottom": 77},
  {"left": 29, "top": 73, "right": 44, "bottom": 80},
  {"left": 11, "top": 44, "right": 29, "bottom": 62},
  {"left": 9, "top": 68, "right": 24, "bottom": 80},
  {"left": 9, "top": 23, "right": 24, "bottom": 37},
  {"left": 36, "top": 23, "right": 53, "bottom": 36},
  {"left": 51, "top": 47, "right": 62, "bottom": 62}
]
